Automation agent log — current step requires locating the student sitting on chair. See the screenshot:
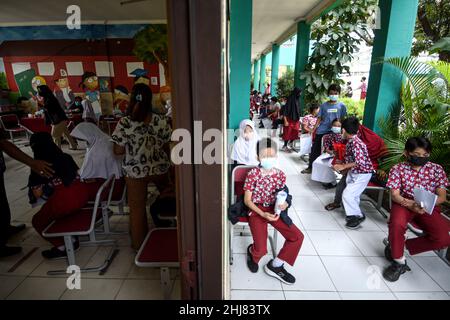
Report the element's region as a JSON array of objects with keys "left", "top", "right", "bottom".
[
  {"left": 230, "top": 119, "right": 260, "bottom": 168},
  {"left": 311, "top": 118, "right": 343, "bottom": 189},
  {"left": 332, "top": 117, "right": 374, "bottom": 230},
  {"left": 243, "top": 138, "right": 304, "bottom": 284},
  {"left": 383, "top": 137, "right": 450, "bottom": 282}
]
